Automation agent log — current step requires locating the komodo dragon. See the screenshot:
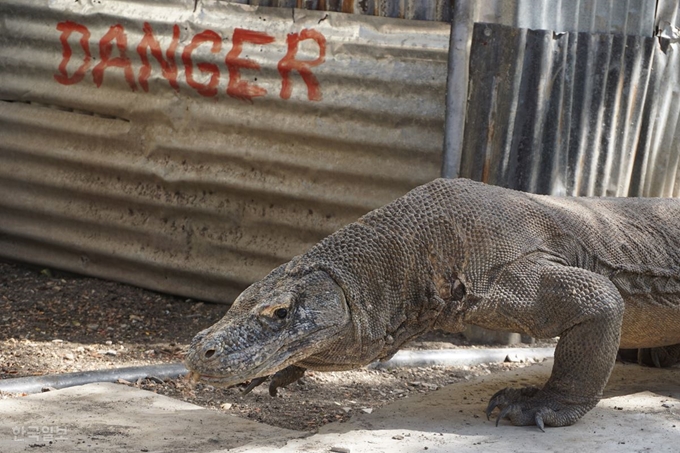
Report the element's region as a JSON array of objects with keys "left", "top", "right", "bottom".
[{"left": 185, "top": 178, "right": 680, "bottom": 430}]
